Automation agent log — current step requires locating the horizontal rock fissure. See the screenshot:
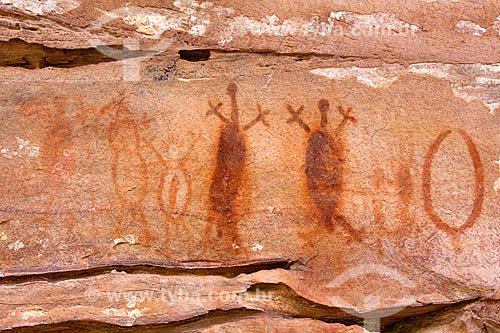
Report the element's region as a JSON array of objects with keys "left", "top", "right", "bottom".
[
  {"left": 4, "top": 38, "right": 498, "bottom": 74},
  {"left": 0, "top": 309, "right": 268, "bottom": 333},
  {"left": 0, "top": 40, "right": 370, "bottom": 70},
  {"left": 240, "top": 283, "right": 482, "bottom": 331},
  {"left": 3, "top": 39, "right": 498, "bottom": 76},
  {"left": 0, "top": 38, "right": 157, "bottom": 69},
  {"left": 0, "top": 281, "right": 486, "bottom": 332},
  {"left": 0, "top": 260, "right": 296, "bottom": 284}
]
